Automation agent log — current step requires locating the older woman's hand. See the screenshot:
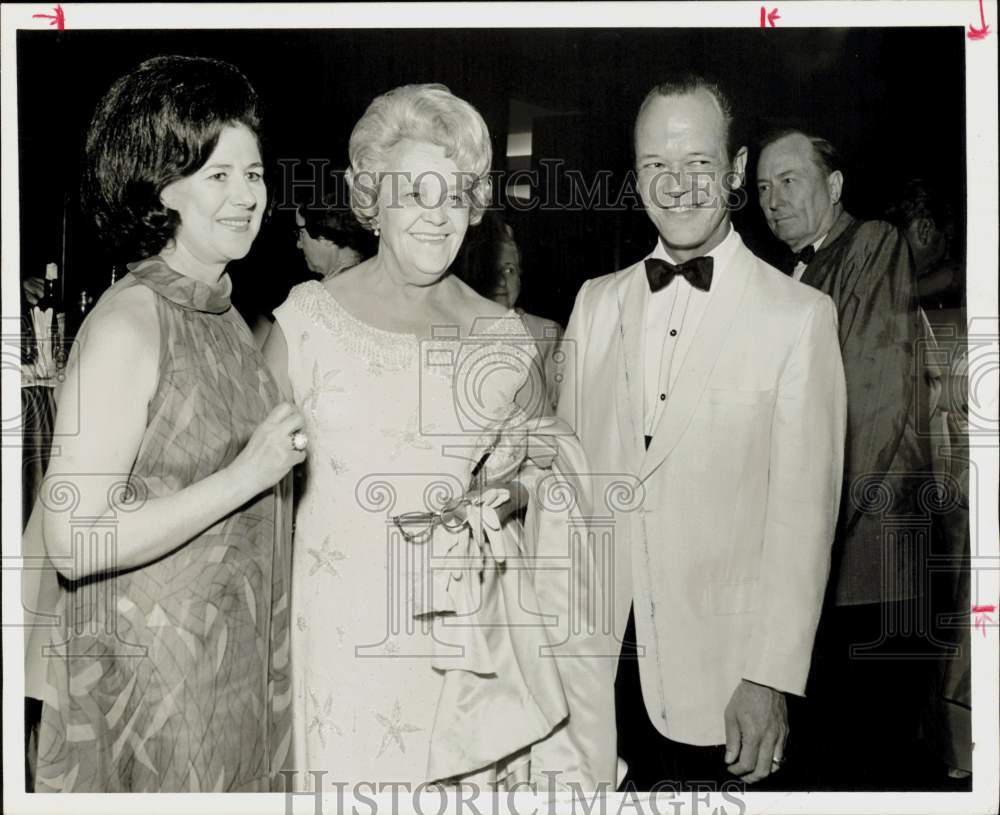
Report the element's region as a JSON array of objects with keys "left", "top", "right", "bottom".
[{"left": 227, "top": 402, "right": 307, "bottom": 497}]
